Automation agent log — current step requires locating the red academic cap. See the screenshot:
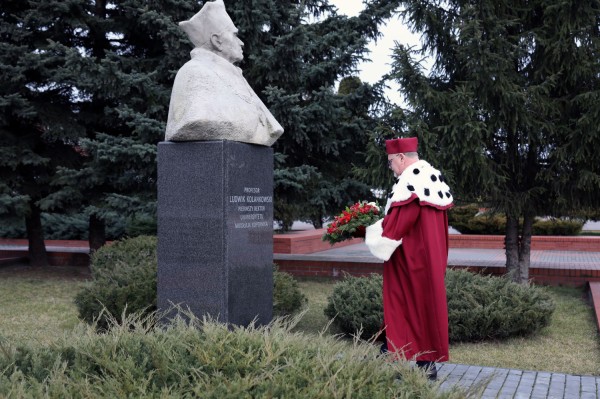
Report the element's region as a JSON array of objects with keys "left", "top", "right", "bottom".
[{"left": 385, "top": 137, "right": 418, "bottom": 154}]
